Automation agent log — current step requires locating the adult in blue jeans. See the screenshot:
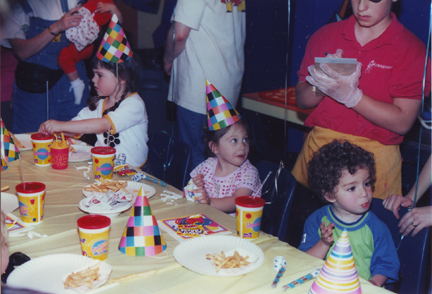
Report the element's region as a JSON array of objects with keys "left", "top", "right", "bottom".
[
  {"left": 163, "top": 0, "right": 246, "bottom": 169},
  {"left": 1, "top": 0, "right": 90, "bottom": 134}
]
